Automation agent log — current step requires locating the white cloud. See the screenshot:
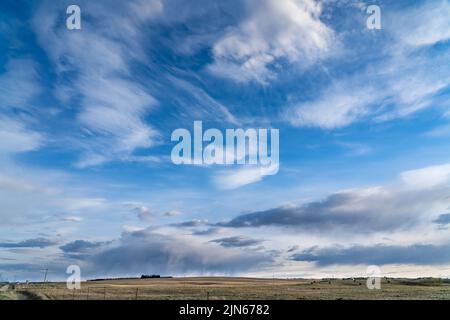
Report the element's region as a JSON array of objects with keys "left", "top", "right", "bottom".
[
  {"left": 215, "top": 167, "right": 264, "bottom": 189},
  {"left": 400, "top": 164, "right": 450, "bottom": 190},
  {"left": 56, "top": 198, "right": 106, "bottom": 212},
  {"left": 209, "top": 0, "right": 334, "bottom": 83},
  {"left": 0, "top": 117, "right": 42, "bottom": 154},
  {"left": 425, "top": 124, "right": 450, "bottom": 137},
  {"left": 0, "top": 164, "right": 108, "bottom": 228},
  {"left": 287, "top": 84, "right": 377, "bottom": 129},
  {"left": 167, "top": 76, "right": 239, "bottom": 125},
  {"left": 0, "top": 59, "right": 43, "bottom": 155},
  {"left": 337, "top": 141, "right": 372, "bottom": 156},
  {"left": 391, "top": 1, "right": 450, "bottom": 49},
  {"left": 214, "top": 164, "right": 278, "bottom": 190},
  {"left": 122, "top": 225, "right": 146, "bottom": 233},
  {"left": 287, "top": 54, "right": 449, "bottom": 128},
  {"left": 62, "top": 216, "right": 83, "bottom": 223},
  {"left": 0, "top": 174, "right": 47, "bottom": 194},
  {"left": 0, "top": 59, "right": 40, "bottom": 109},
  {"left": 133, "top": 206, "right": 153, "bottom": 221},
  {"left": 286, "top": 1, "right": 450, "bottom": 129},
  {"left": 75, "top": 76, "right": 159, "bottom": 167},
  {"left": 128, "top": 0, "right": 164, "bottom": 21},
  {"left": 32, "top": 1, "right": 160, "bottom": 166}
]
